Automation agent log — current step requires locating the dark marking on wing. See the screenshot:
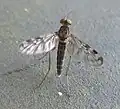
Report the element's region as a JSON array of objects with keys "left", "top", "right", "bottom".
[
  {"left": 84, "top": 44, "right": 91, "bottom": 50},
  {"left": 93, "top": 49, "right": 98, "bottom": 54},
  {"left": 98, "top": 56, "right": 103, "bottom": 61}
]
